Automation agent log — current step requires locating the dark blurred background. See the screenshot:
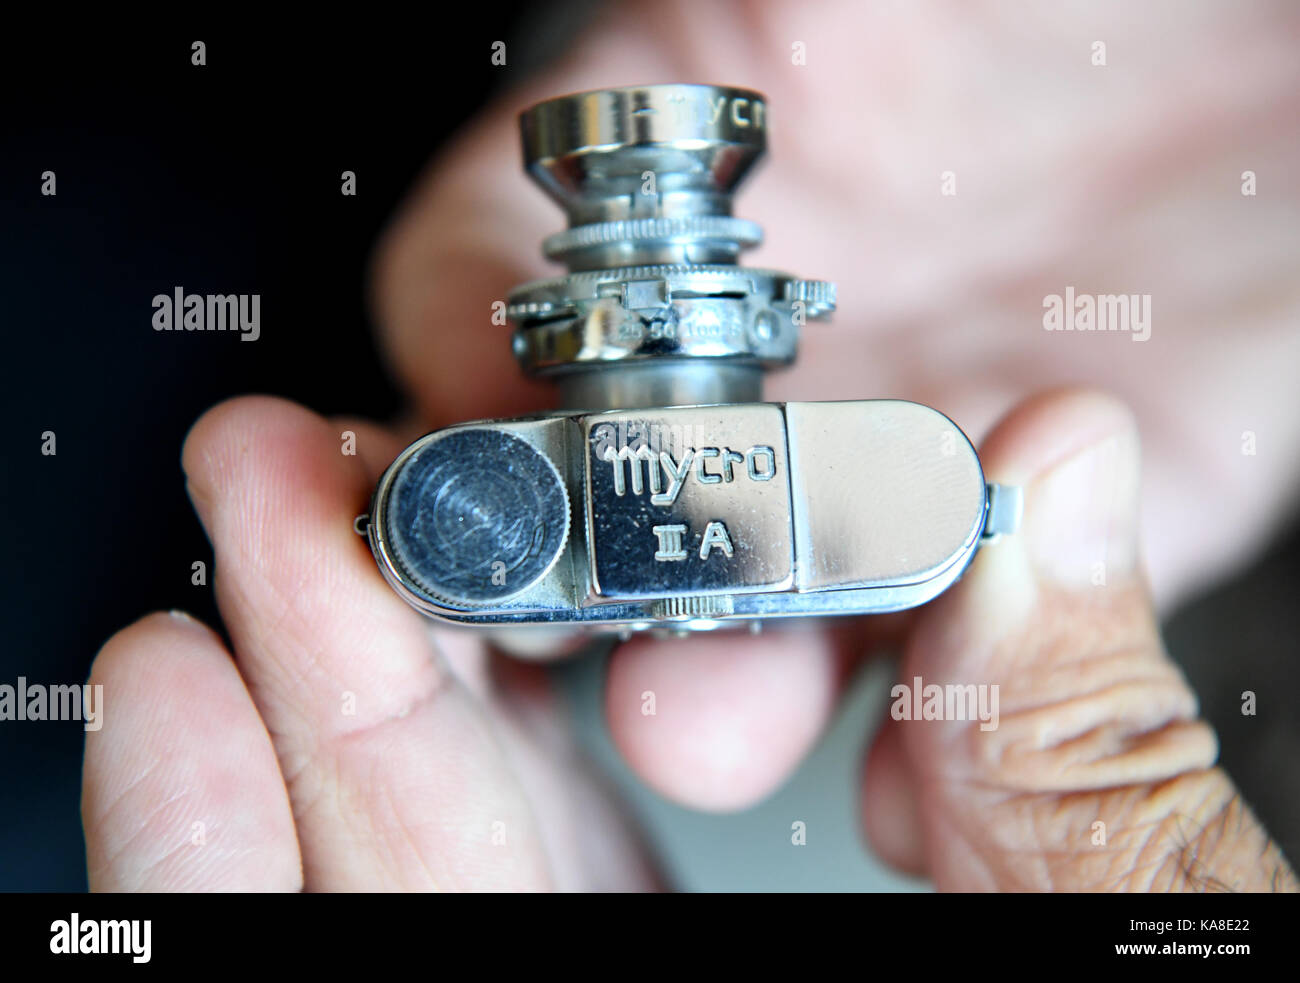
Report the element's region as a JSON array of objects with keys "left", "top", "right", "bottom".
[
  {"left": 0, "top": 17, "right": 558, "bottom": 890},
  {"left": 2, "top": 16, "right": 1297, "bottom": 891}
]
